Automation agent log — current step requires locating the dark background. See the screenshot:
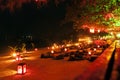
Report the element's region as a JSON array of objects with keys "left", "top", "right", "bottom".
[{"left": 0, "top": 0, "right": 76, "bottom": 49}]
